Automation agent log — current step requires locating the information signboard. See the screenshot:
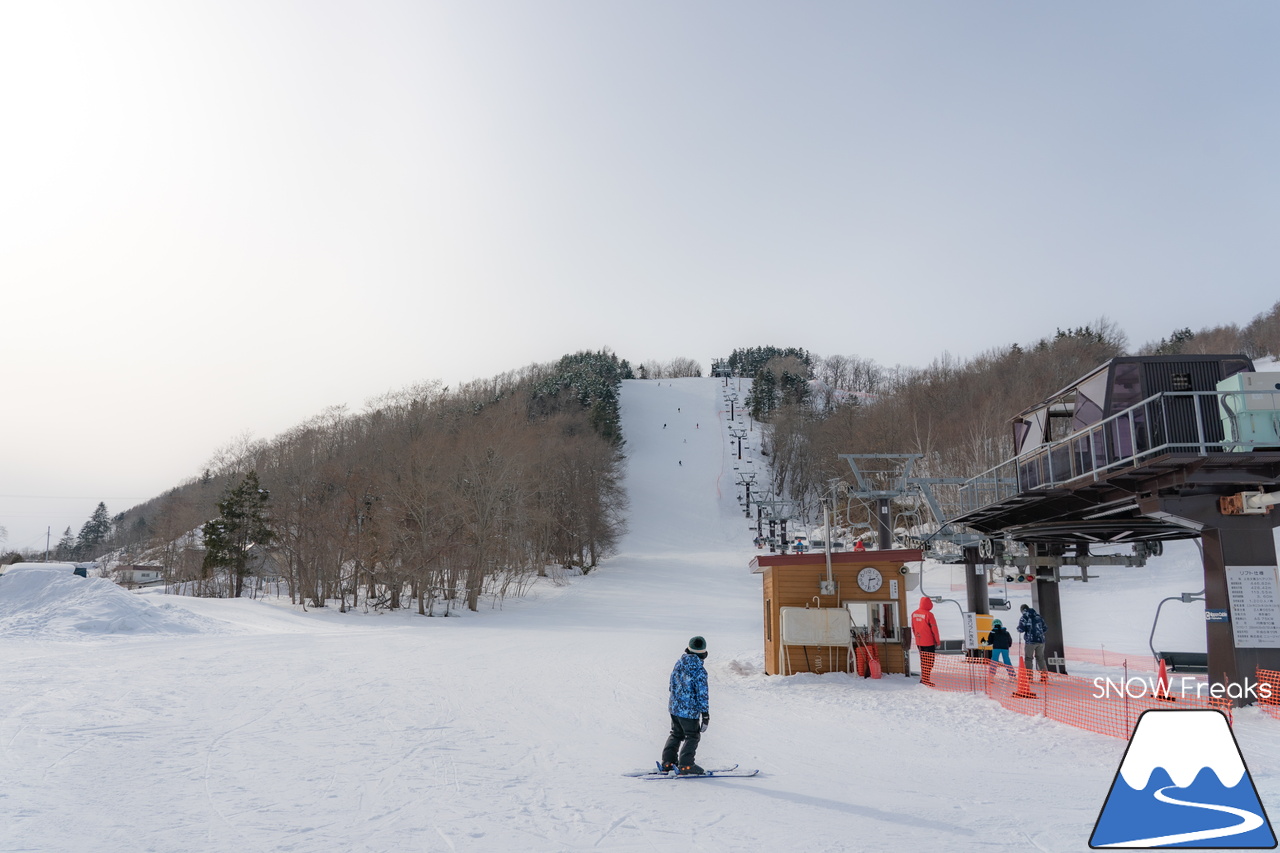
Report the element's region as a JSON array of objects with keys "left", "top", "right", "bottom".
[
  {"left": 963, "top": 612, "right": 994, "bottom": 650},
  {"left": 1226, "top": 565, "right": 1280, "bottom": 649}
]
